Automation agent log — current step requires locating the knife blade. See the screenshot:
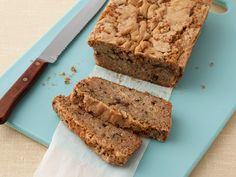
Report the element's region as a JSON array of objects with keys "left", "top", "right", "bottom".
[{"left": 0, "top": 0, "right": 106, "bottom": 124}]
